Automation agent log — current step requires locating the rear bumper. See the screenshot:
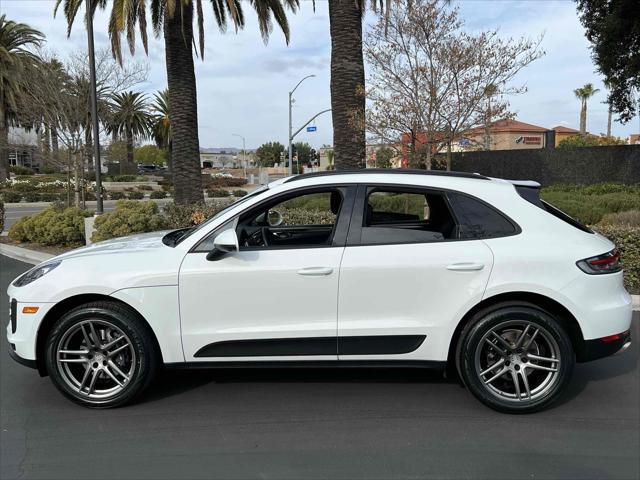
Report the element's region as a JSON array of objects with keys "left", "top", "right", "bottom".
[{"left": 577, "top": 329, "right": 632, "bottom": 362}]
